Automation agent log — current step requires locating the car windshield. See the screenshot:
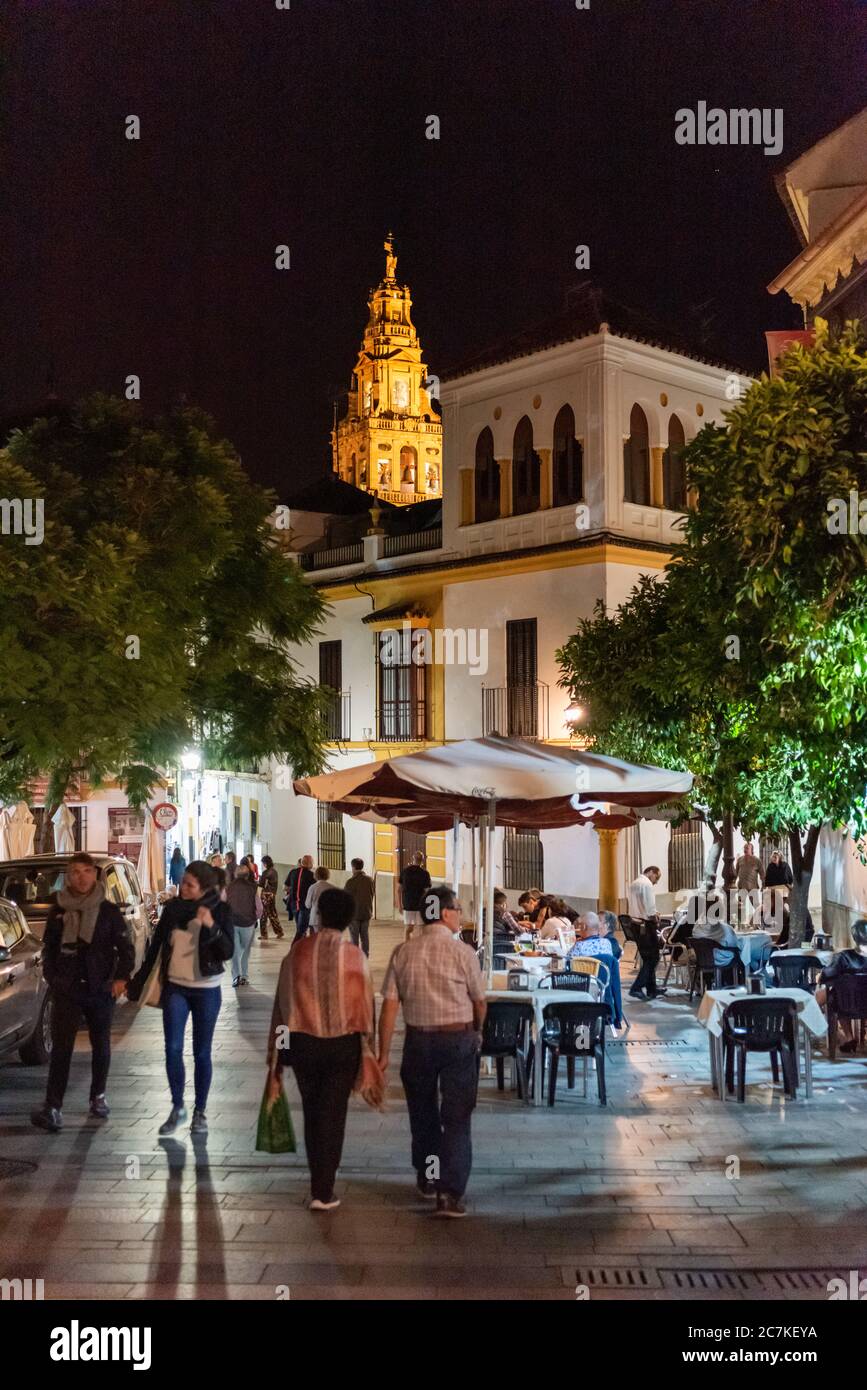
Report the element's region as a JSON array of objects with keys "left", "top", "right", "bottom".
[{"left": 0, "top": 866, "right": 66, "bottom": 910}]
